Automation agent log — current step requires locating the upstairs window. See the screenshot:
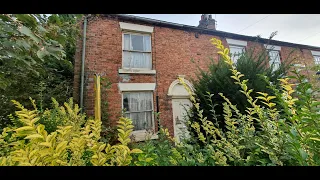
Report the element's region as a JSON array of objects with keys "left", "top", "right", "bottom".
[
  {"left": 269, "top": 50, "right": 281, "bottom": 71},
  {"left": 226, "top": 38, "right": 247, "bottom": 64},
  {"left": 122, "top": 33, "right": 152, "bottom": 69},
  {"left": 311, "top": 51, "right": 320, "bottom": 65},
  {"left": 229, "top": 45, "right": 246, "bottom": 64},
  {"left": 314, "top": 55, "right": 320, "bottom": 65}
]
